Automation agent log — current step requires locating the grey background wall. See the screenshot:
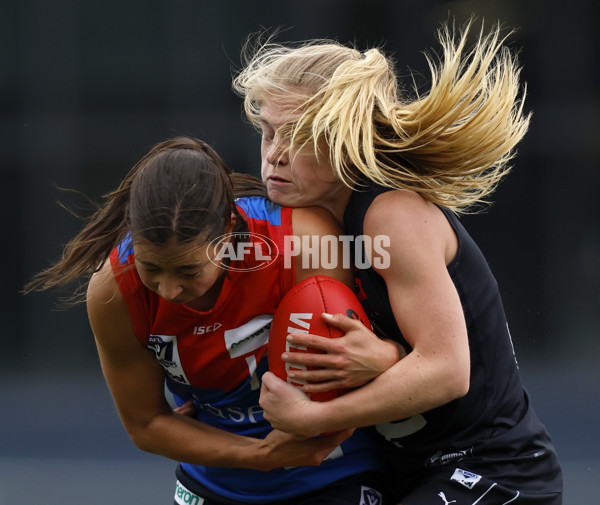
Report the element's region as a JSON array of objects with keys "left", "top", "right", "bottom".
[{"left": 1, "top": 0, "right": 598, "bottom": 503}]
